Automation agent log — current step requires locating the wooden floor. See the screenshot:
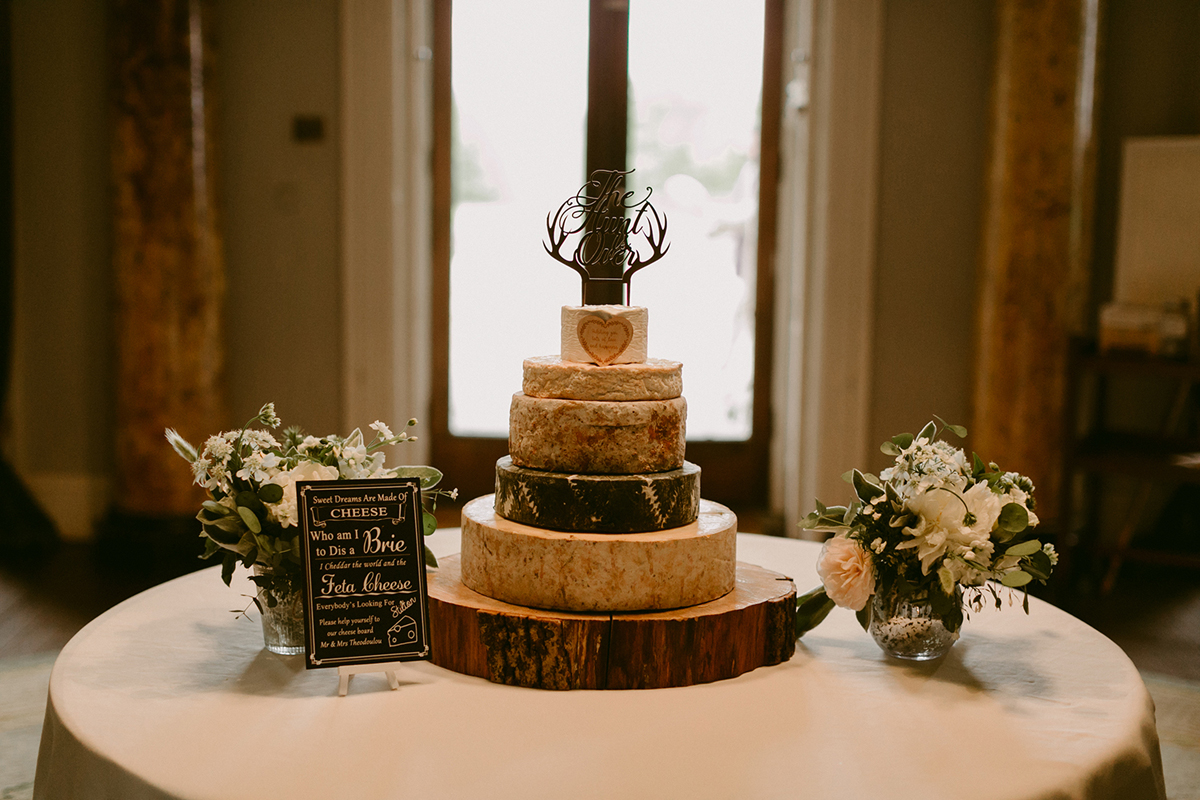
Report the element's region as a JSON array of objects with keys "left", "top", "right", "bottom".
[{"left": 3, "top": 520, "right": 1199, "bottom": 682}]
